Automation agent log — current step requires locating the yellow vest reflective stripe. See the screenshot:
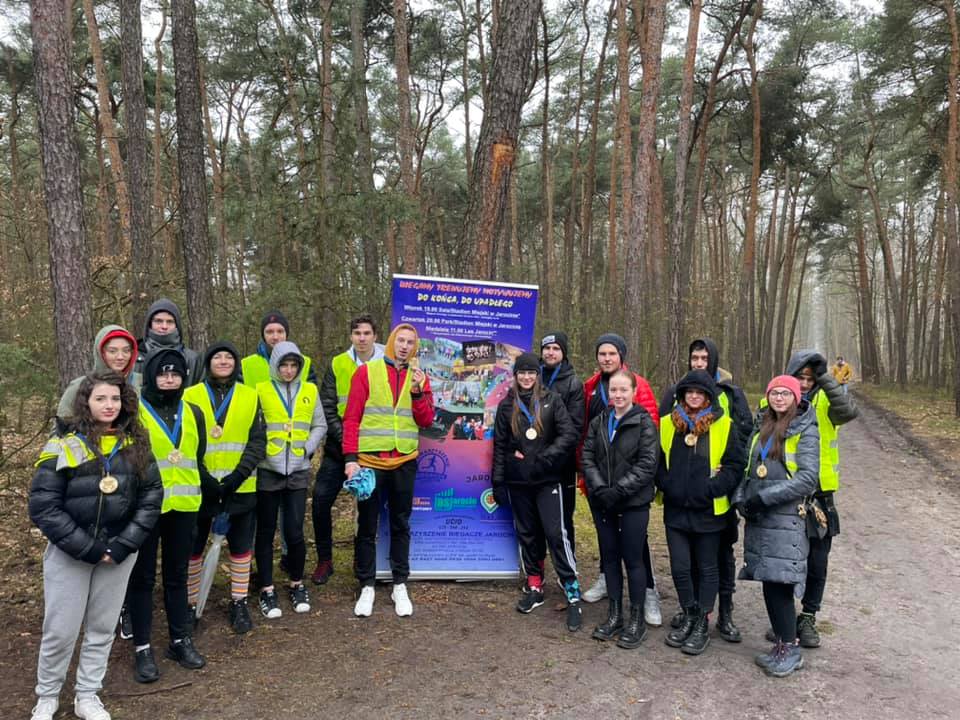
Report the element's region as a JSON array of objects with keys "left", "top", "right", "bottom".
[
  {"left": 358, "top": 359, "right": 419, "bottom": 454},
  {"left": 748, "top": 432, "right": 800, "bottom": 475},
  {"left": 36, "top": 434, "right": 127, "bottom": 470},
  {"left": 242, "top": 353, "right": 312, "bottom": 390},
  {"left": 257, "top": 380, "right": 318, "bottom": 458},
  {"left": 811, "top": 392, "right": 840, "bottom": 492},
  {"left": 659, "top": 411, "right": 733, "bottom": 515},
  {"left": 139, "top": 401, "right": 201, "bottom": 513},
  {"left": 183, "top": 382, "right": 259, "bottom": 494},
  {"left": 331, "top": 351, "right": 359, "bottom": 417}
]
